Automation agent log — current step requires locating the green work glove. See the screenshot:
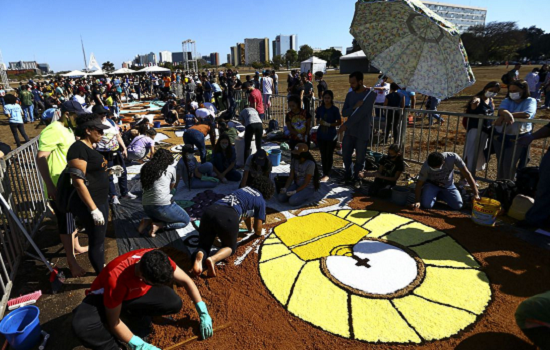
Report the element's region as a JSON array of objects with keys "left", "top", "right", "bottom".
[
  {"left": 201, "top": 176, "right": 220, "bottom": 183},
  {"left": 128, "top": 335, "right": 160, "bottom": 350},
  {"left": 195, "top": 301, "right": 213, "bottom": 340}
]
